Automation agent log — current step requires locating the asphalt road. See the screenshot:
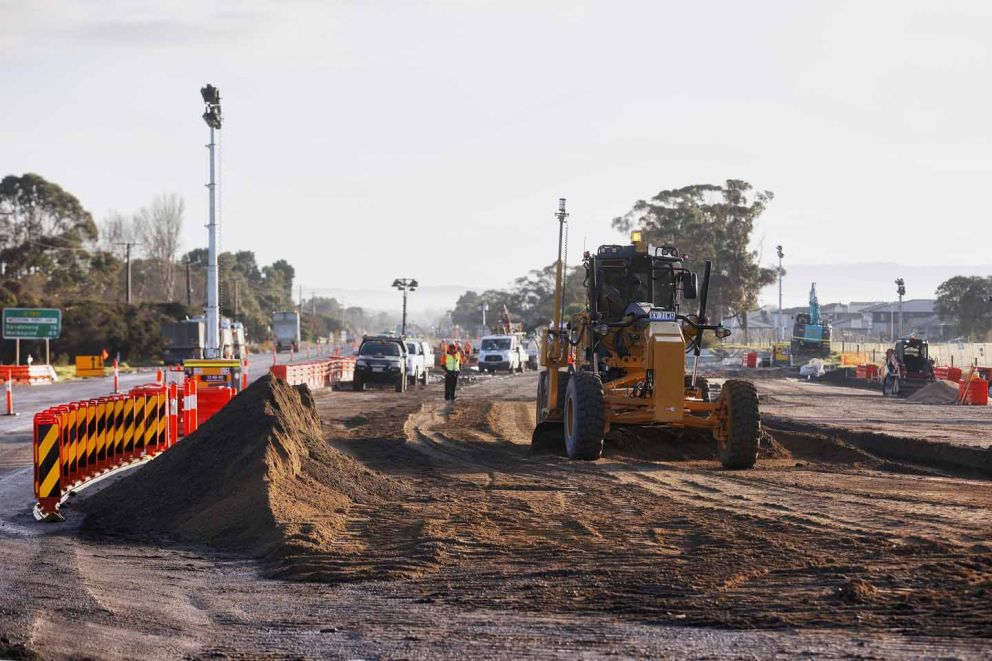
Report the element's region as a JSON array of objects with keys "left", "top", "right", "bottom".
[{"left": 0, "top": 348, "right": 331, "bottom": 437}]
